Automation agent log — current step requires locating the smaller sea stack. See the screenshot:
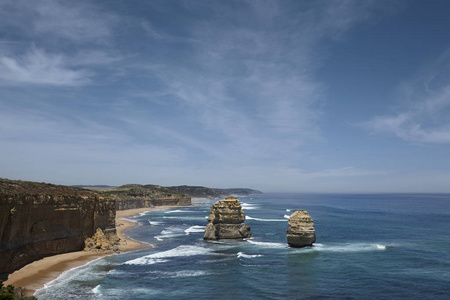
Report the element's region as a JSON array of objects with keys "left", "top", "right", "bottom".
[
  {"left": 203, "top": 196, "right": 251, "bottom": 240},
  {"left": 287, "top": 210, "right": 316, "bottom": 247}
]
